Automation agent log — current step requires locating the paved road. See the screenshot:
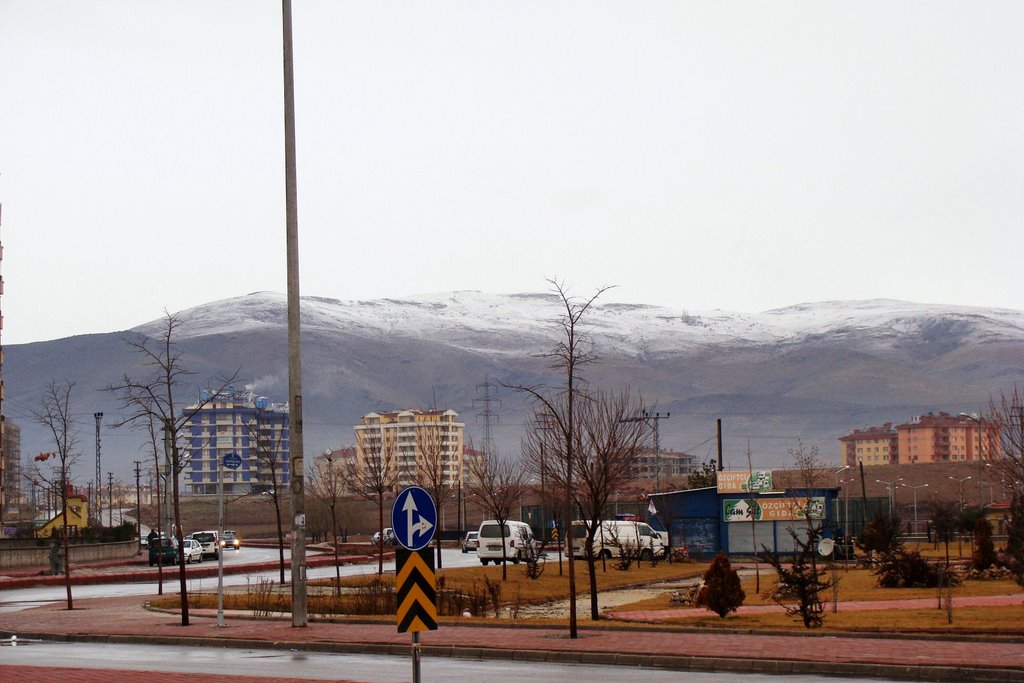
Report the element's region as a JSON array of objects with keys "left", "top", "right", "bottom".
[
  {"left": 0, "top": 640, "right": 878, "bottom": 682},
  {"left": 0, "top": 548, "right": 480, "bottom": 613}
]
